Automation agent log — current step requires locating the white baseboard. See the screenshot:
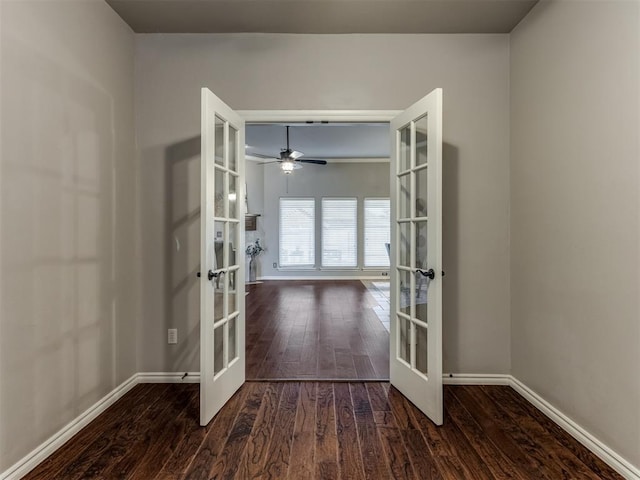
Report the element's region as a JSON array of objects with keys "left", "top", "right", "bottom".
[
  {"left": 137, "top": 371, "right": 201, "bottom": 383},
  {"left": 509, "top": 376, "right": 639, "bottom": 480},
  {"left": 0, "top": 374, "right": 138, "bottom": 480},
  {"left": 443, "top": 373, "right": 511, "bottom": 385}
]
